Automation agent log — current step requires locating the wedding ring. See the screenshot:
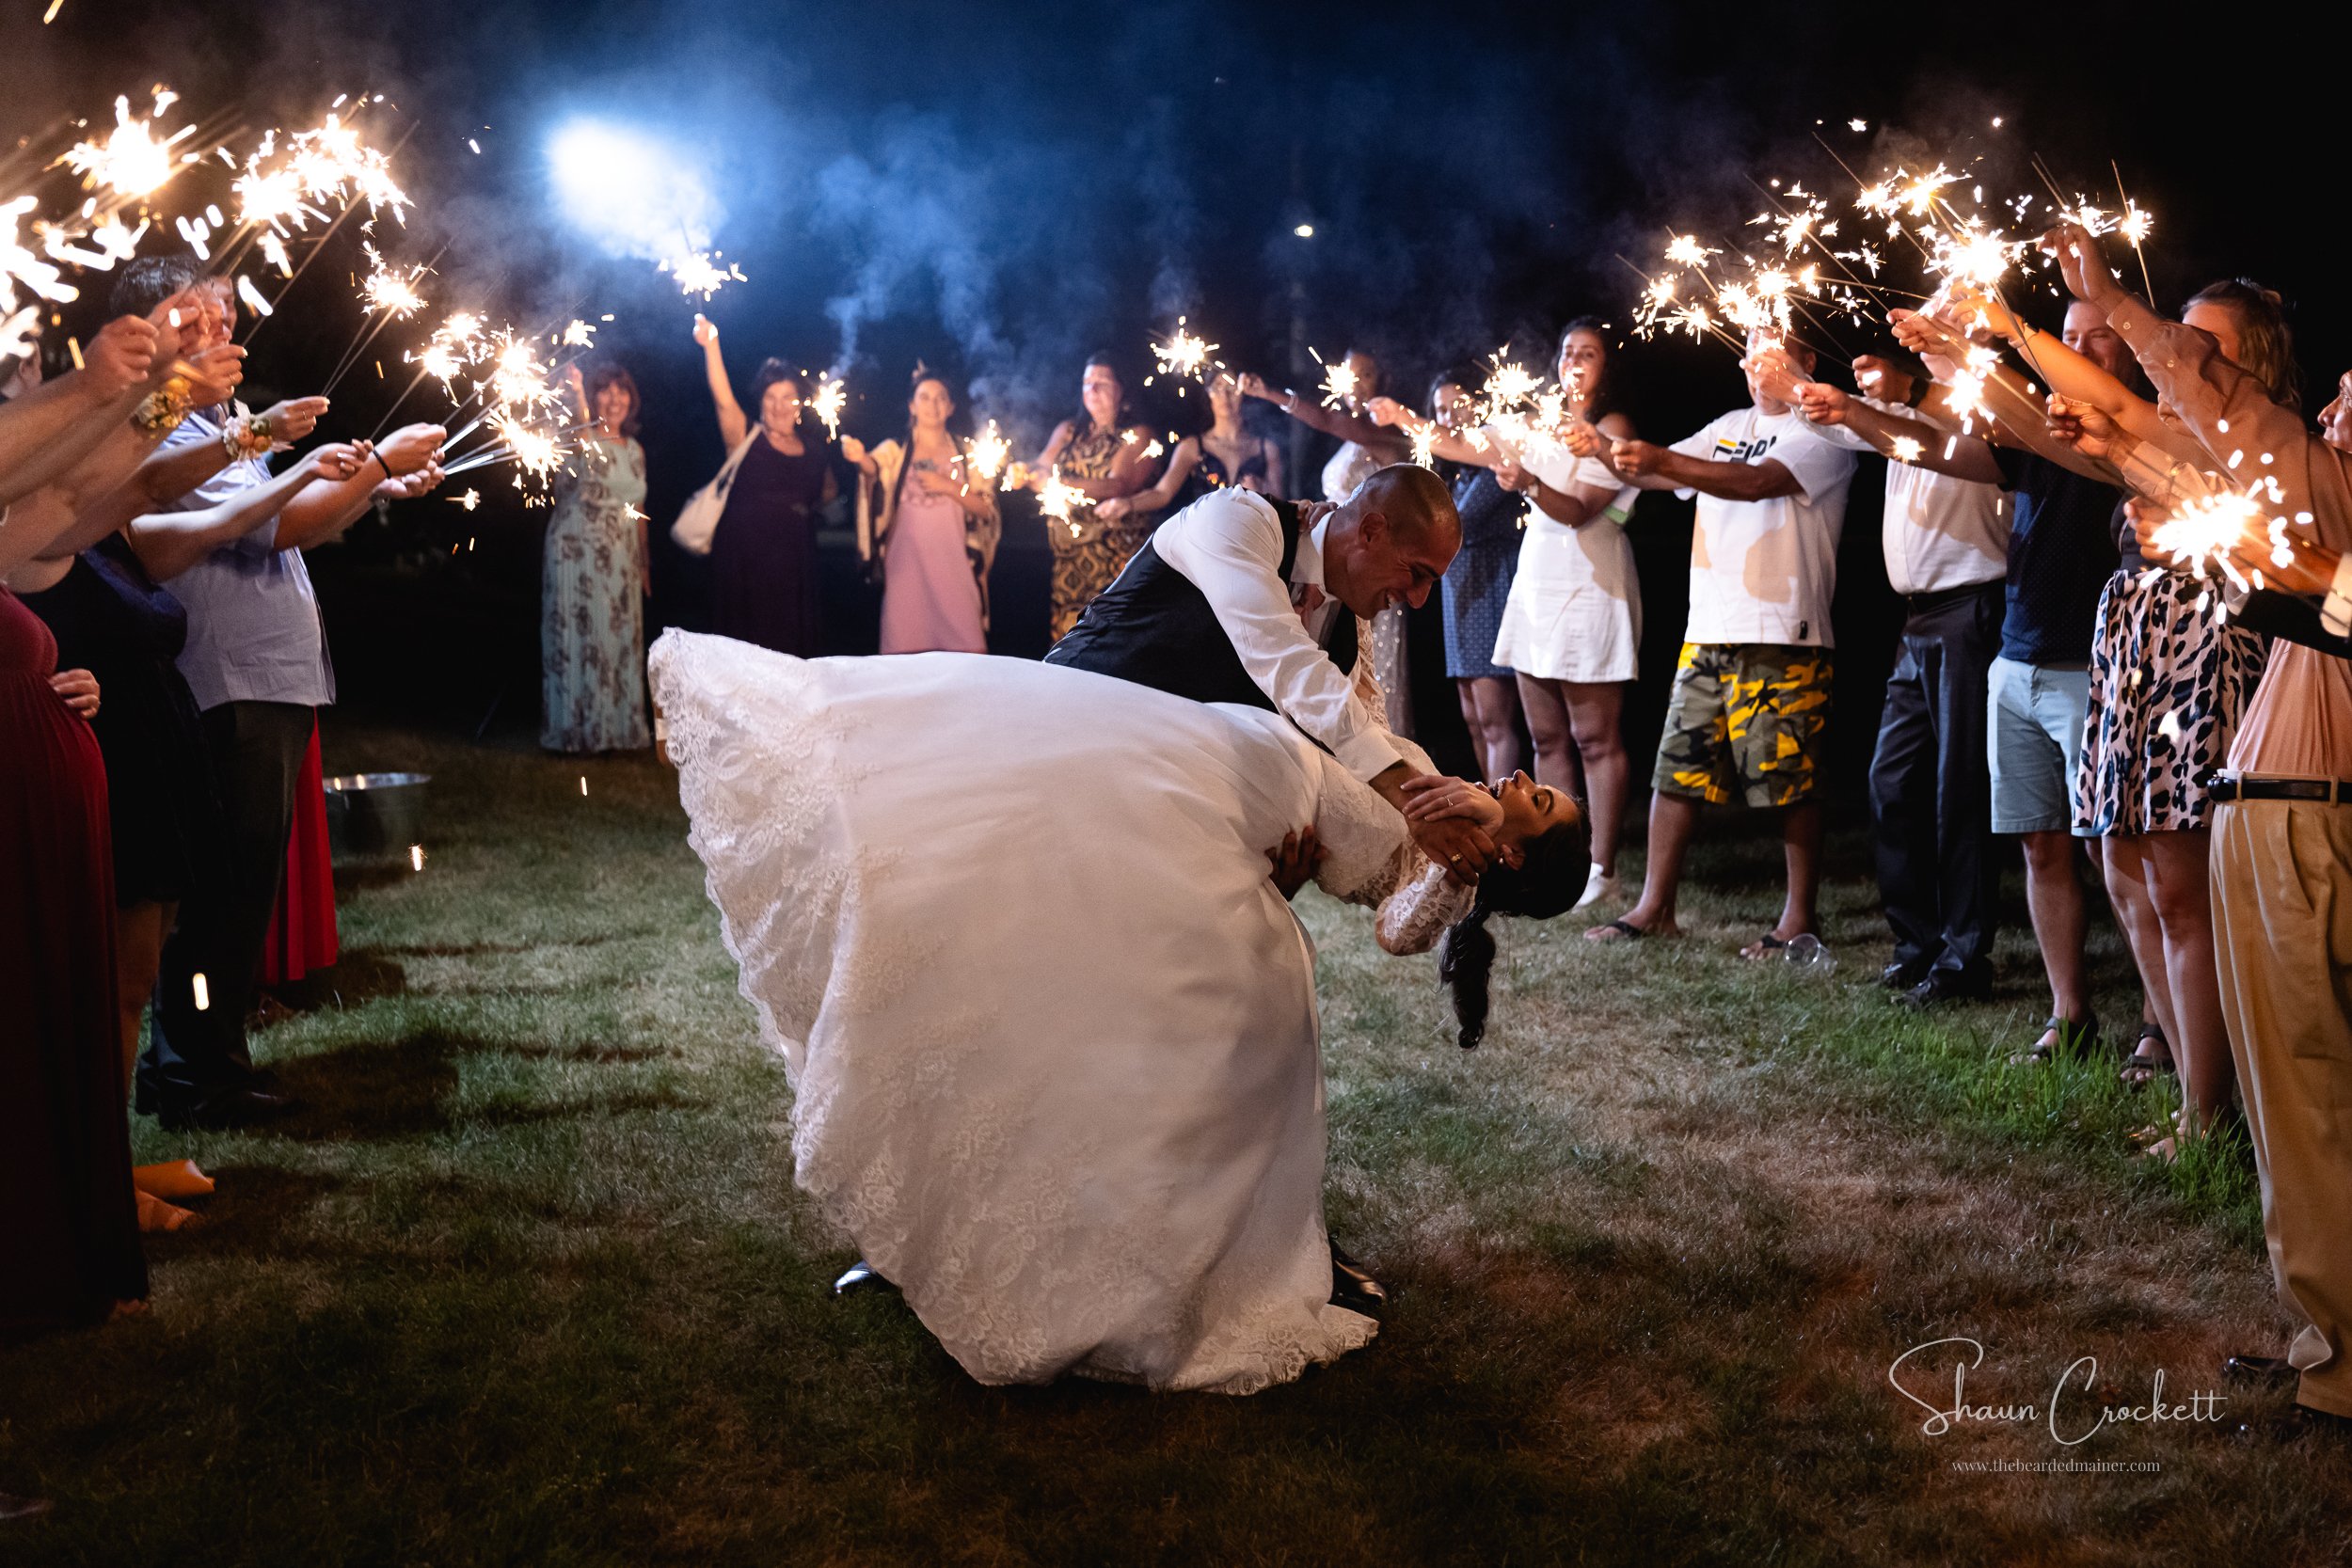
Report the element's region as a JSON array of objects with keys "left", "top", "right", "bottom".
[{"left": 1447, "top": 853, "right": 1462, "bottom": 863}]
